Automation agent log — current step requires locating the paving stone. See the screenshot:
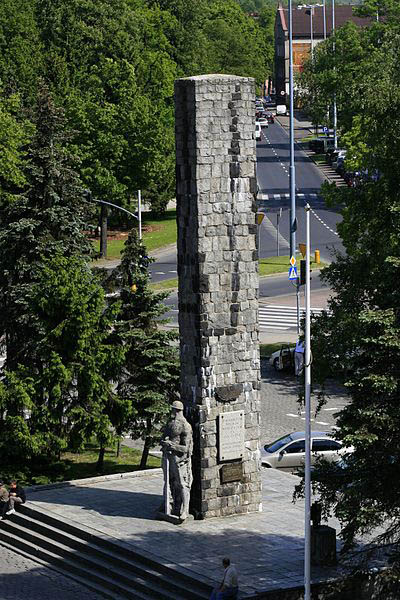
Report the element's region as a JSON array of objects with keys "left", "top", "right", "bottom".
[{"left": 0, "top": 545, "right": 105, "bottom": 600}]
